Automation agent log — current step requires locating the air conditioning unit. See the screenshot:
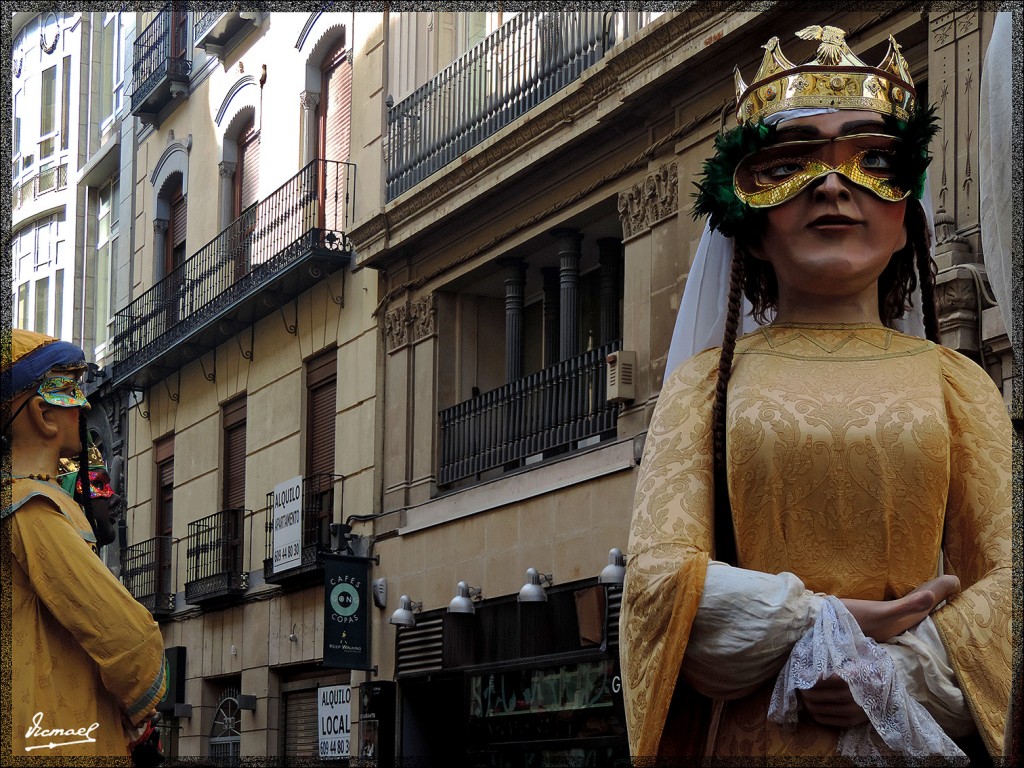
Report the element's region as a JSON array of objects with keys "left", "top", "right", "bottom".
[{"left": 606, "top": 350, "right": 636, "bottom": 403}]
